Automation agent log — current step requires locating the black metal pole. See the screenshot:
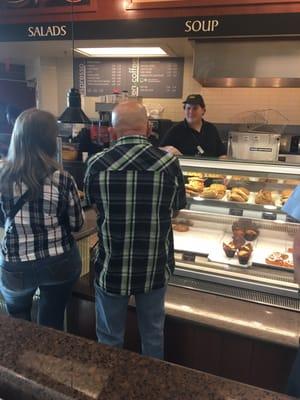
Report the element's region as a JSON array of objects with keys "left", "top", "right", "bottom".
[{"left": 71, "top": 0, "right": 75, "bottom": 89}]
